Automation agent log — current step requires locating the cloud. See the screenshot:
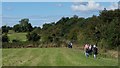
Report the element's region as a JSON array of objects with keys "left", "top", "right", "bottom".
[
  {"left": 71, "top": 1, "right": 104, "bottom": 12},
  {"left": 71, "top": 1, "right": 118, "bottom": 12}
]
